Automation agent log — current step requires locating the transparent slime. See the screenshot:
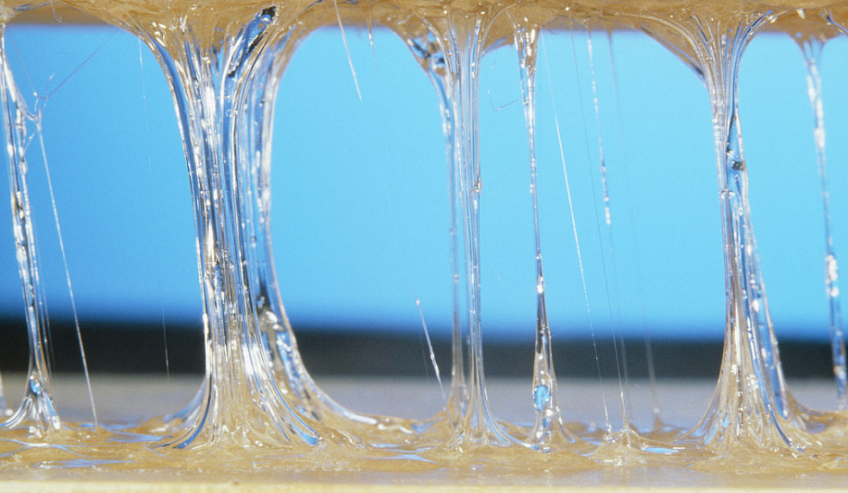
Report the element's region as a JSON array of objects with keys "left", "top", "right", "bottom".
[{"left": 2, "top": 0, "right": 848, "bottom": 487}]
